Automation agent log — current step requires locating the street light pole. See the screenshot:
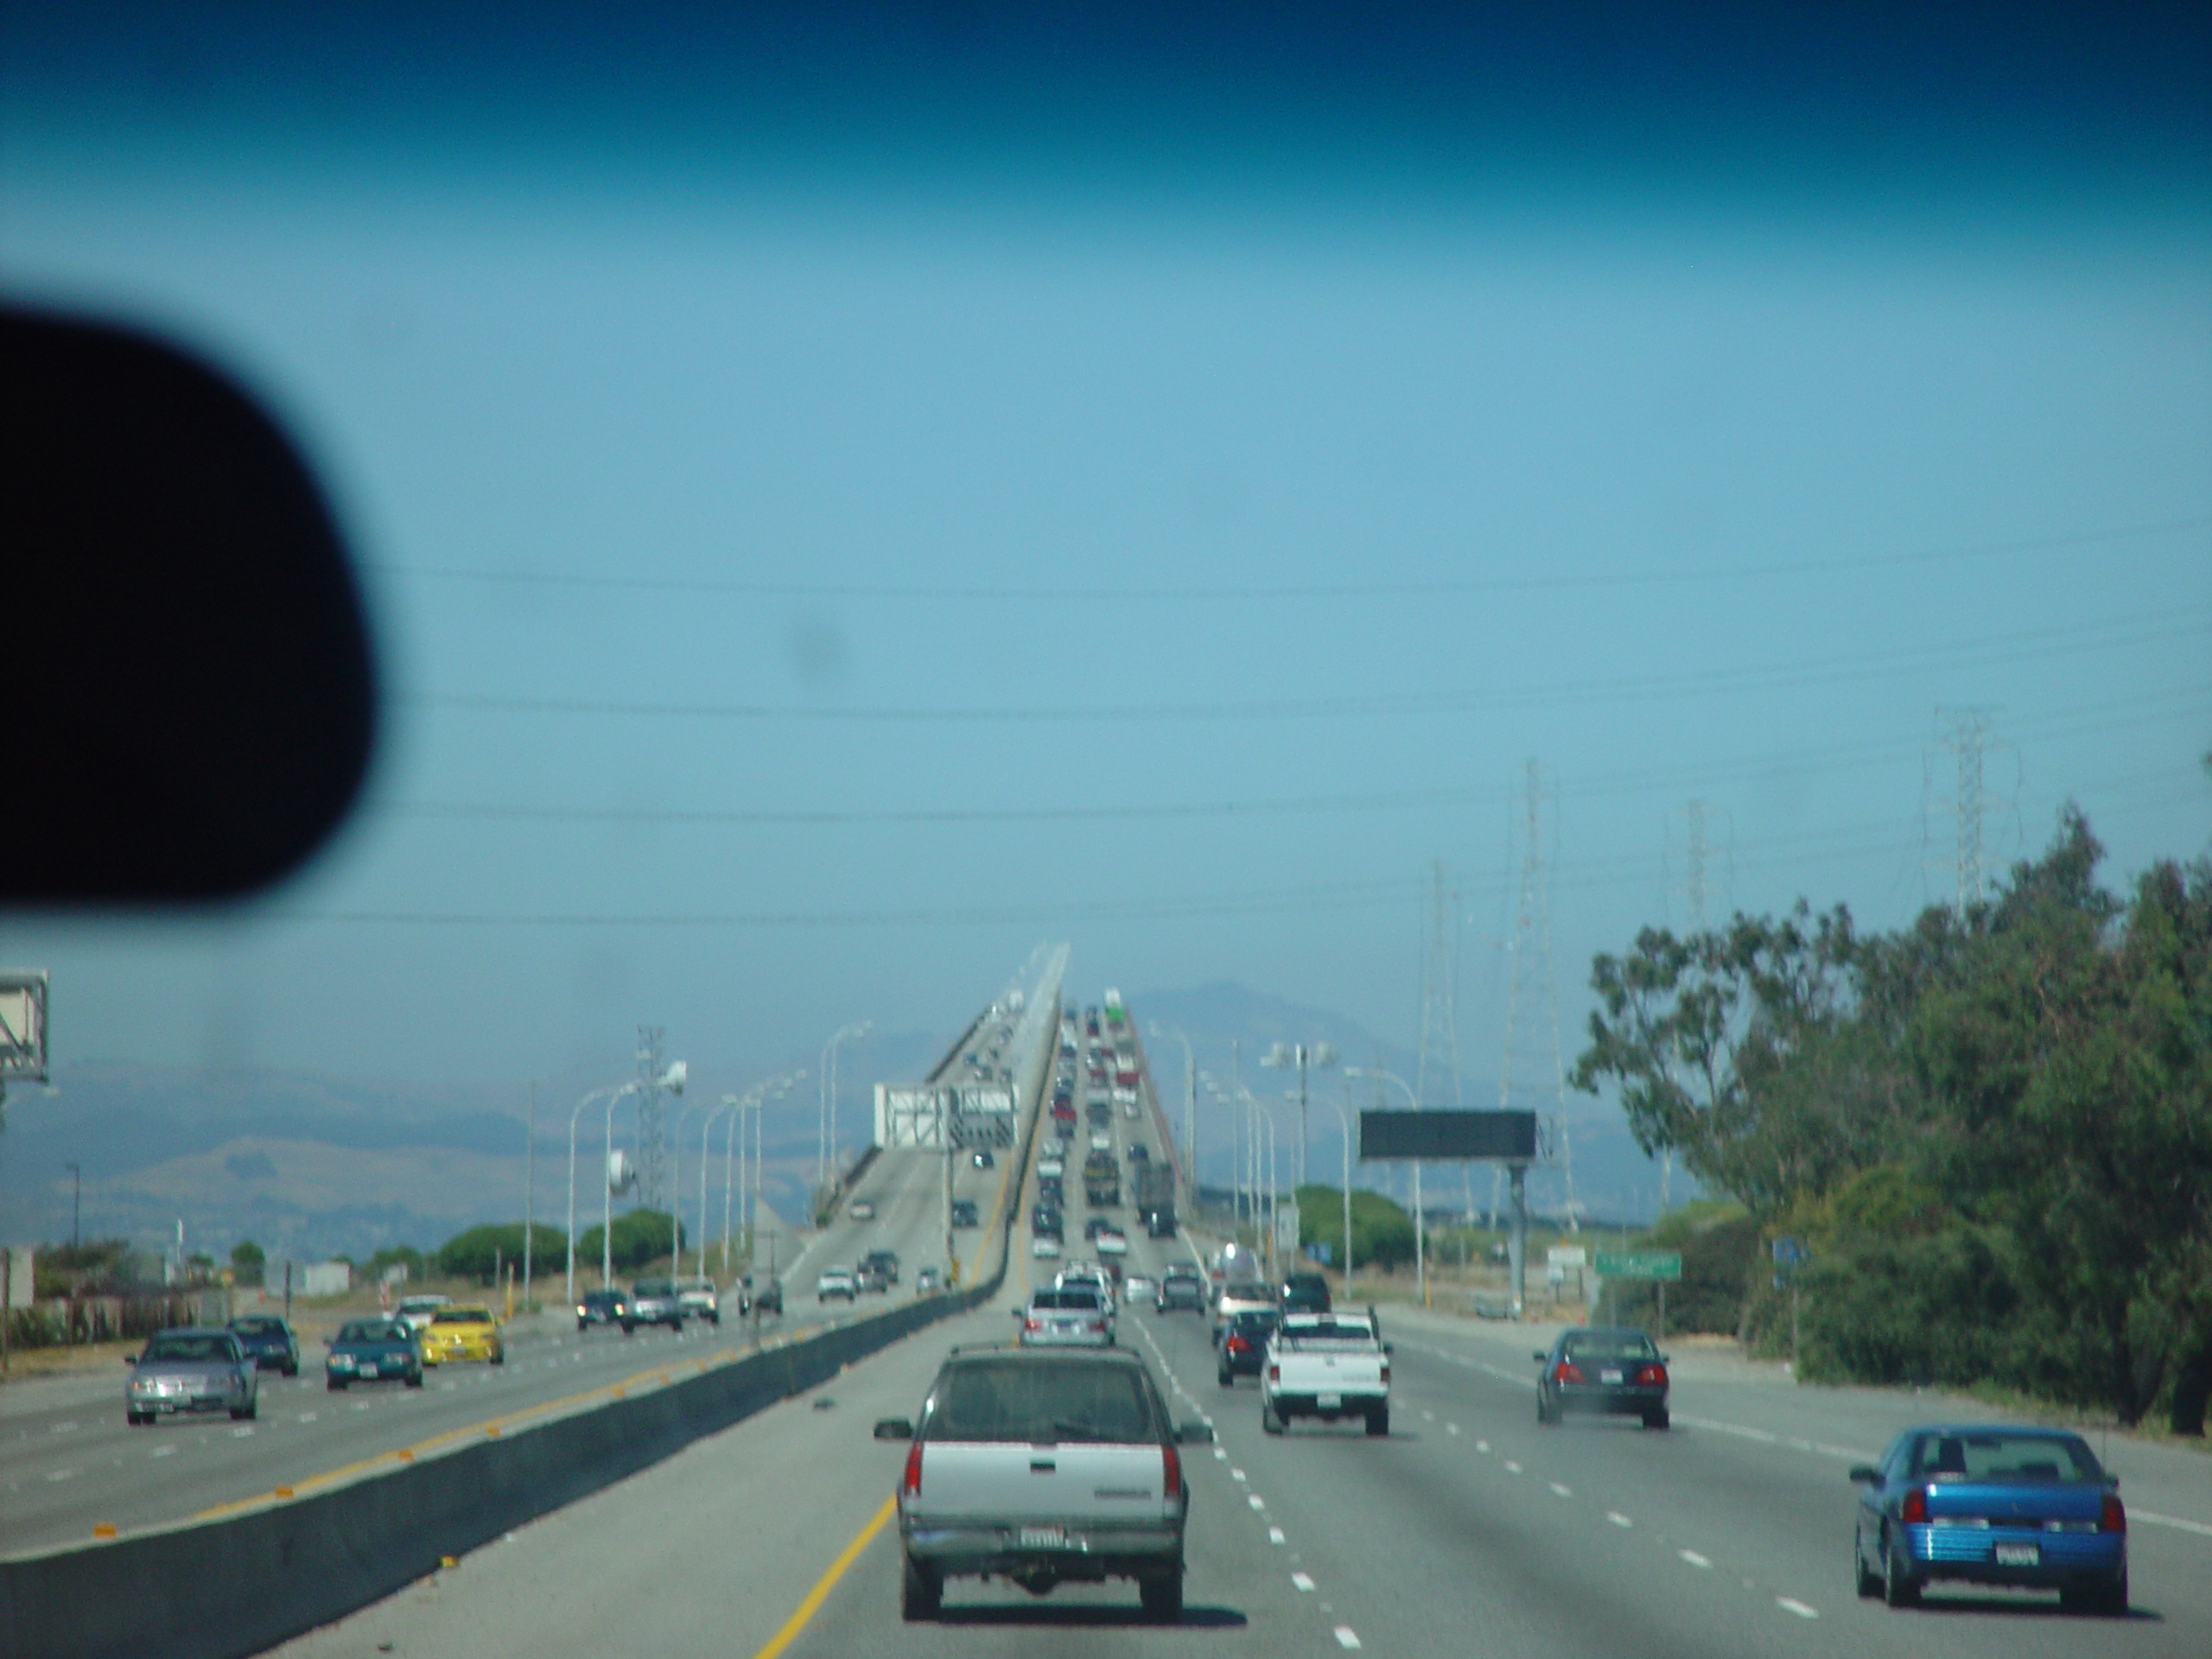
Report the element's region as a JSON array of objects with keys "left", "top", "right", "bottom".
[
  {"left": 1262, "top": 1042, "right": 1336, "bottom": 1193},
  {"left": 605, "top": 1060, "right": 684, "bottom": 1291},
  {"left": 1347, "top": 1065, "right": 1425, "bottom": 1306},
  {"left": 567, "top": 1082, "right": 631, "bottom": 1303},
  {"left": 1323, "top": 1095, "right": 1355, "bottom": 1294},
  {"left": 66, "top": 1163, "right": 80, "bottom": 1249},
  {"left": 818, "top": 1020, "right": 871, "bottom": 1211}
]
